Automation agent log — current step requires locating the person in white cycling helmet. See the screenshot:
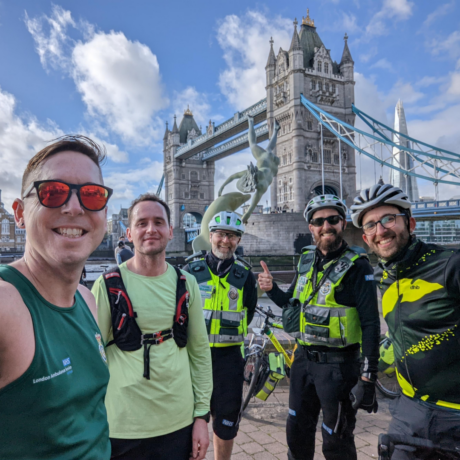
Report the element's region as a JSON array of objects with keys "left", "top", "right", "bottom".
[
  {"left": 185, "top": 211, "right": 257, "bottom": 460},
  {"left": 259, "top": 194, "right": 380, "bottom": 460},
  {"left": 352, "top": 182, "right": 460, "bottom": 460}
]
